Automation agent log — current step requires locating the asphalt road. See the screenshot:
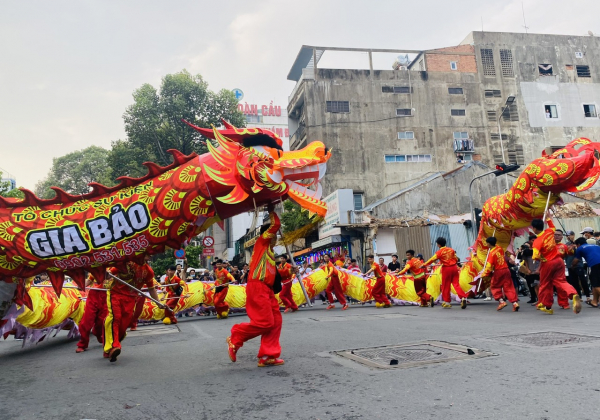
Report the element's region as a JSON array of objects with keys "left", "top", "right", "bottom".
[{"left": 1, "top": 299, "right": 600, "bottom": 420}]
